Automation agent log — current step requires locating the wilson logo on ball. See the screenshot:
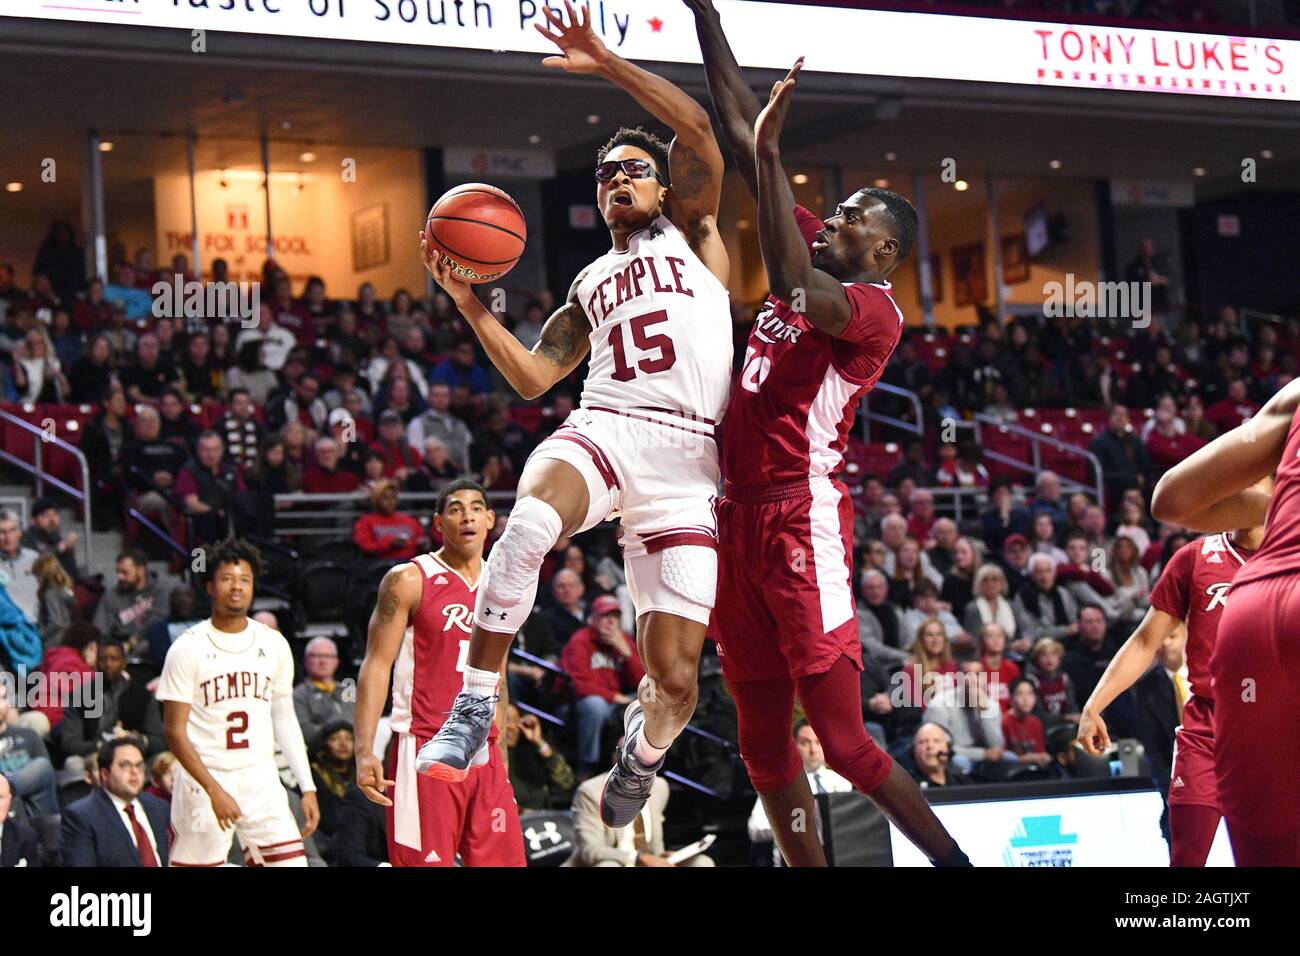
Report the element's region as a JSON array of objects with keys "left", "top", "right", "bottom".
[{"left": 426, "top": 183, "right": 526, "bottom": 284}]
